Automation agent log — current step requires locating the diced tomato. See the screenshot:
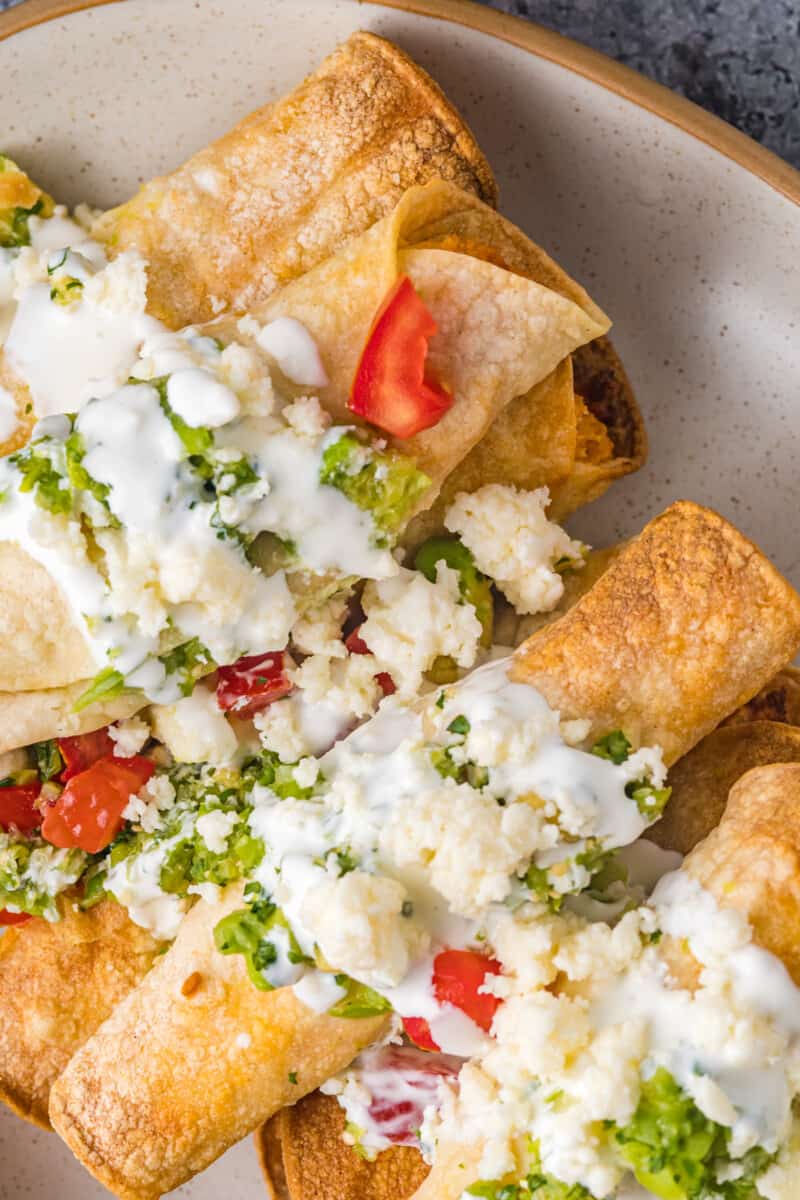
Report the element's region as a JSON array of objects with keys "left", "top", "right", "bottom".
[
  {"left": 0, "top": 910, "right": 32, "bottom": 927},
  {"left": 0, "top": 781, "right": 41, "bottom": 834},
  {"left": 356, "top": 1044, "right": 462, "bottom": 1147},
  {"left": 41, "top": 755, "right": 154, "bottom": 853},
  {"left": 58, "top": 726, "right": 114, "bottom": 782},
  {"left": 402, "top": 1017, "right": 439, "bottom": 1052},
  {"left": 344, "top": 626, "right": 396, "bottom": 697},
  {"left": 348, "top": 275, "right": 453, "bottom": 439},
  {"left": 403, "top": 949, "right": 503, "bottom": 1052},
  {"left": 216, "top": 651, "right": 293, "bottom": 719}
]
